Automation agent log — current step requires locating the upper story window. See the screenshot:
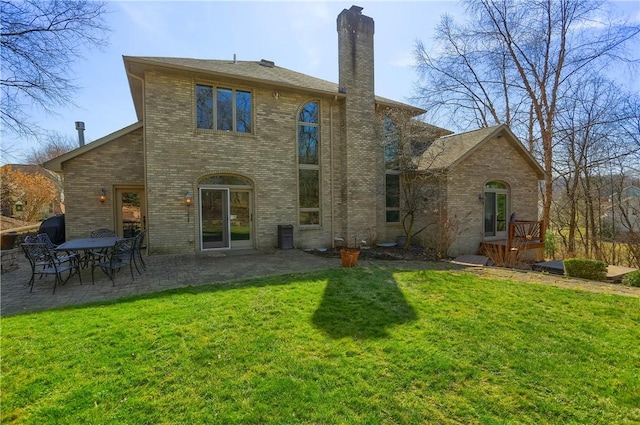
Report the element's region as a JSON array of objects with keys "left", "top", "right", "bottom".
[
  {"left": 298, "top": 101, "right": 320, "bottom": 226},
  {"left": 196, "top": 84, "right": 252, "bottom": 133},
  {"left": 384, "top": 115, "right": 401, "bottom": 223}
]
